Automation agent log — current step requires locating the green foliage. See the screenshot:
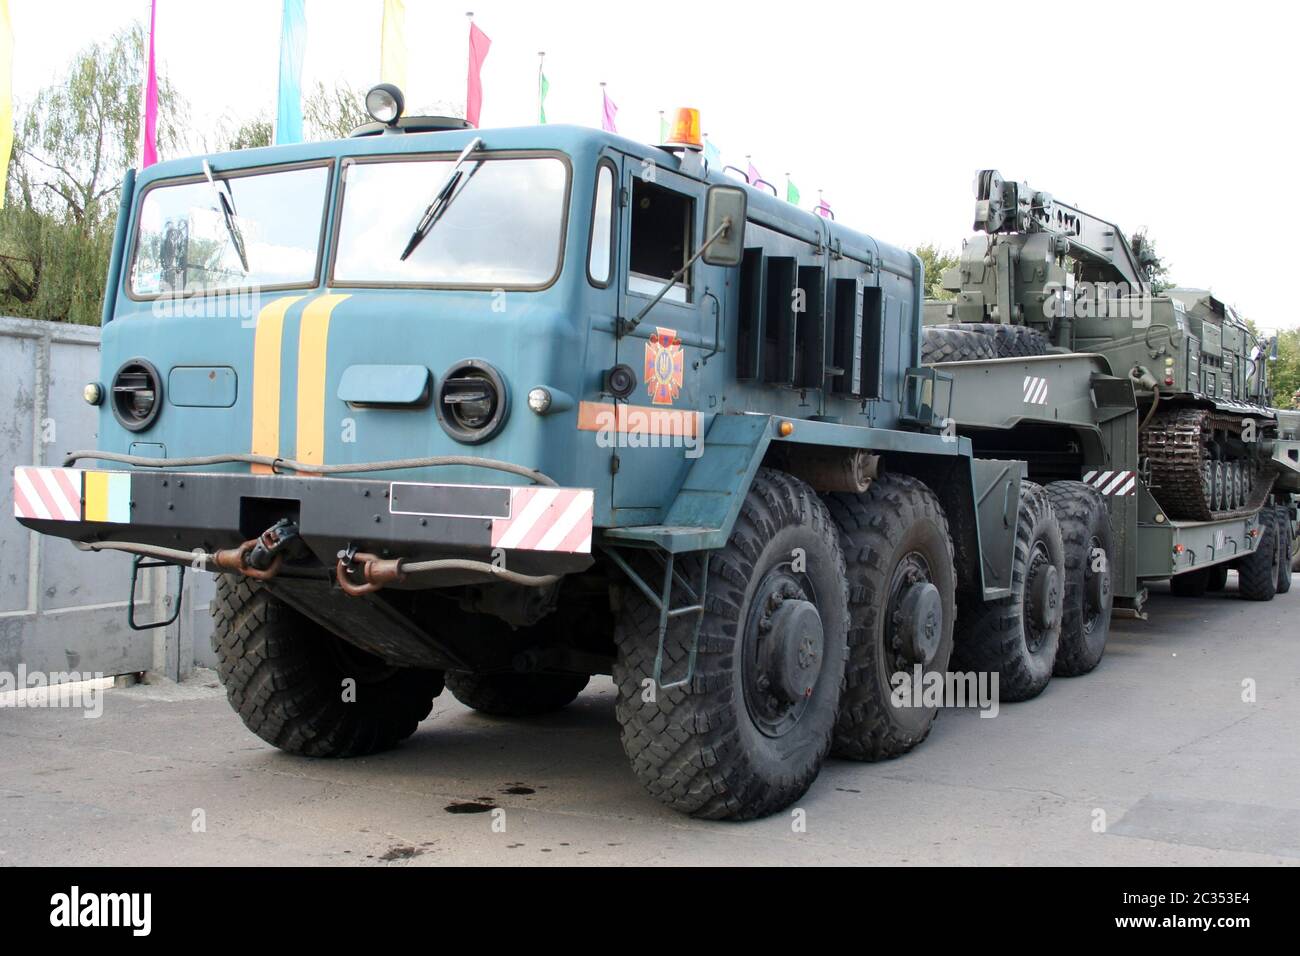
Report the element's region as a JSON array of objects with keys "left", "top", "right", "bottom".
[
  {"left": 0, "top": 25, "right": 180, "bottom": 324},
  {"left": 1130, "top": 229, "right": 1173, "bottom": 292},
  {"left": 1270, "top": 328, "right": 1300, "bottom": 409},
  {"left": 301, "top": 81, "right": 370, "bottom": 141},
  {"left": 913, "top": 243, "right": 960, "bottom": 300}
]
